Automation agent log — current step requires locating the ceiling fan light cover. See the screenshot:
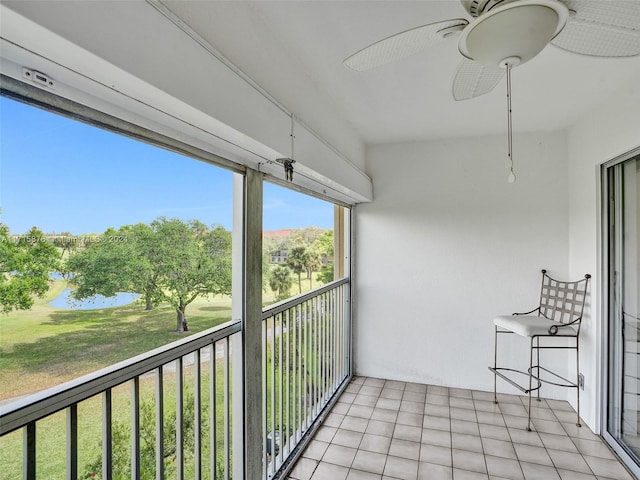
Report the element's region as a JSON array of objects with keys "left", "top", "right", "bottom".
[{"left": 458, "top": 0, "right": 569, "bottom": 67}]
